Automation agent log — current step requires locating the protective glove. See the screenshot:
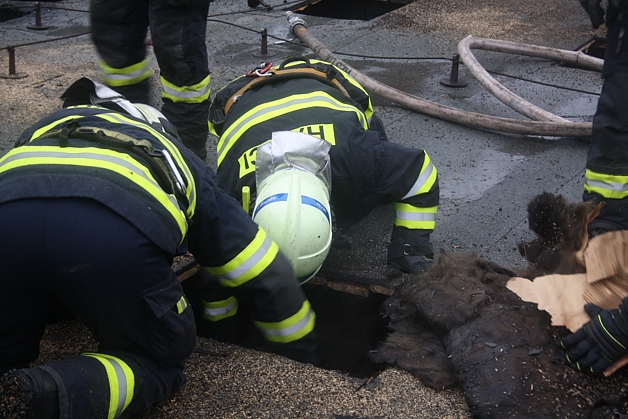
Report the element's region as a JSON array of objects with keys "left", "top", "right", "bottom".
[
  {"left": 578, "top": 0, "right": 605, "bottom": 28},
  {"left": 559, "top": 302, "right": 628, "bottom": 373},
  {"left": 387, "top": 227, "right": 435, "bottom": 278}
]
